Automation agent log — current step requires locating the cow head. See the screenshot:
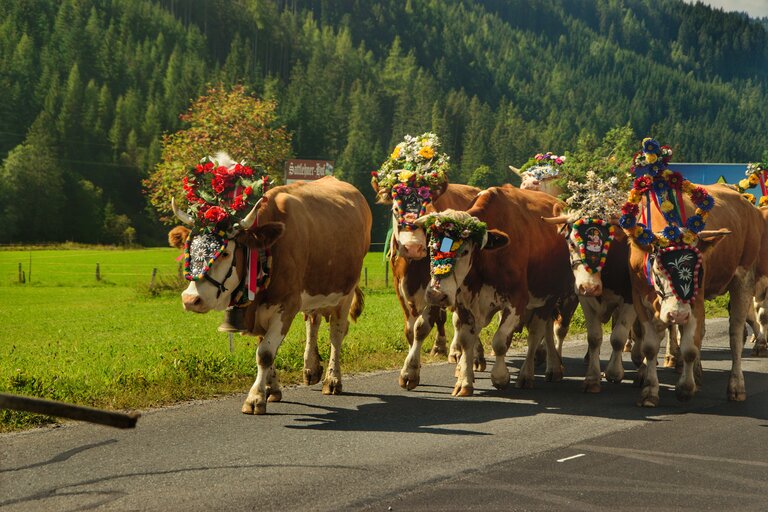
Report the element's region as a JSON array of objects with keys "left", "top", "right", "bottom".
[
  {"left": 632, "top": 229, "right": 729, "bottom": 324},
  {"left": 416, "top": 210, "right": 508, "bottom": 308},
  {"left": 374, "top": 177, "right": 448, "bottom": 260},
  {"left": 169, "top": 195, "right": 282, "bottom": 313},
  {"left": 543, "top": 212, "right": 620, "bottom": 297}
]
